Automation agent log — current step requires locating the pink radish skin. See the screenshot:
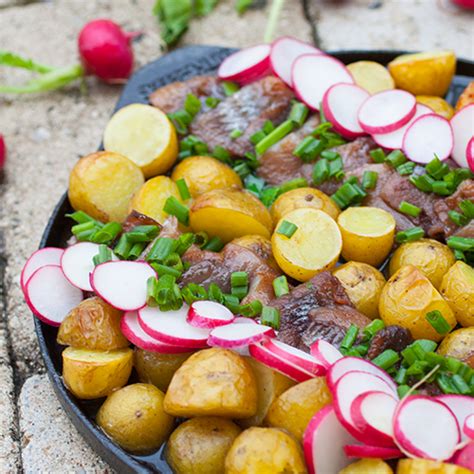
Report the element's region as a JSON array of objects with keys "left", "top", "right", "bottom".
[
  {"left": 207, "top": 323, "right": 274, "bottom": 349},
  {"left": 467, "top": 136, "right": 474, "bottom": 171},
  {"left": 91, "top": 261, "right": 155, "bottom": 311},
  {"left": 452, "top": 442, "right": 474, "bottom": 471},
  {"left": 187, "top": 300, "right": 235, "bottom": 329},
  {"left": 303, "top": 405, "right": 357, "bottom": 474},
  {"left": 24, "top": 265, "right": 83, "bottom": 326},
  {"left": 292, "top": 54, "right": 354, "bottom": 110},
  {"left": 322, "top": 83, "right": 369, "bottom": 139},
  {"left": 450, "top": 104, "right": 474, "bottom": 168},
  {"left": 437, "top": 394, "right": 474, "bottom": 443},
  {"left": 344, "top": 444, "right": 403, "bottom": 459},
  {"left": 21, "top": 247, "right": 64, "bottom": 293},
  {"left": 270, "top": 36, "right": 323, "bottom": 86},
  {"left": 0, "top": 134, "right": 5, "bottom": 170},
  {"left": 310, "top": 339, "right": 343, "bottom": 368},
  {"left": 464, "top": 414, "right": 474, "bottom": 439},
  {"left": 358, "top": 89, "right": 416, "bottom": 134},
  {"left": 393, "top": 395, "right": 460, "bottom": 461}
]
